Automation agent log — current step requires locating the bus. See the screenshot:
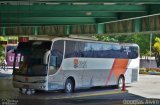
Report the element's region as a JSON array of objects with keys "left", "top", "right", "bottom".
[{"left": 12, "top": 37, "right": 139, "bottom": 94}]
